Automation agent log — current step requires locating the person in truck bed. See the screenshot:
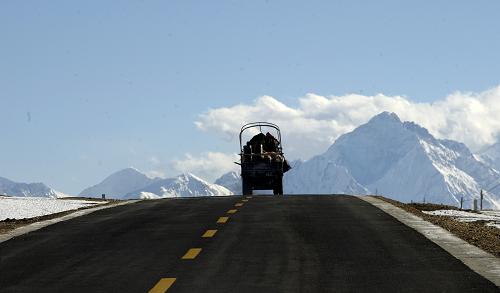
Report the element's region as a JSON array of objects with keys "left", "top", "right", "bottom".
[{"left": 246, "top": 132, "right": 291, "bottom": 172}]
